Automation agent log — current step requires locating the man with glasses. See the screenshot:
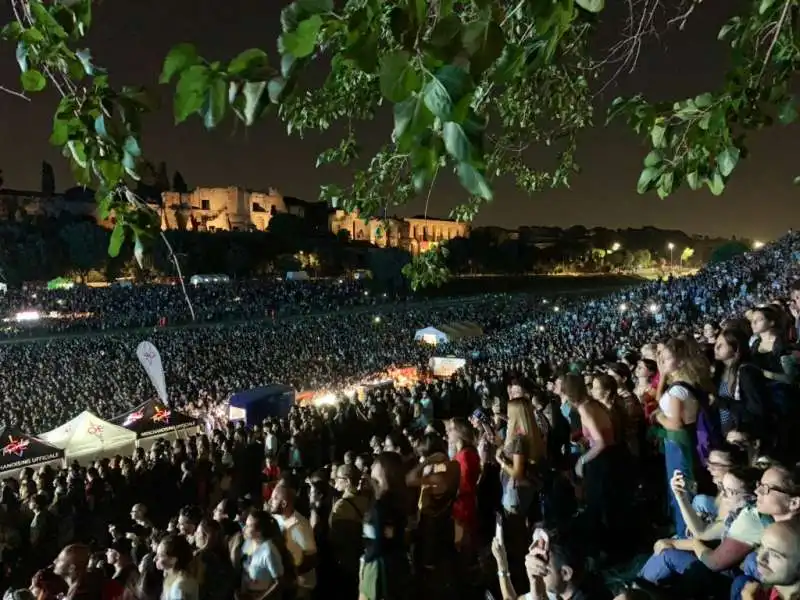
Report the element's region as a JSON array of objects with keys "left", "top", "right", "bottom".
[{"left": 731, "top": 464, "right": 800, "bottom": 599}]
